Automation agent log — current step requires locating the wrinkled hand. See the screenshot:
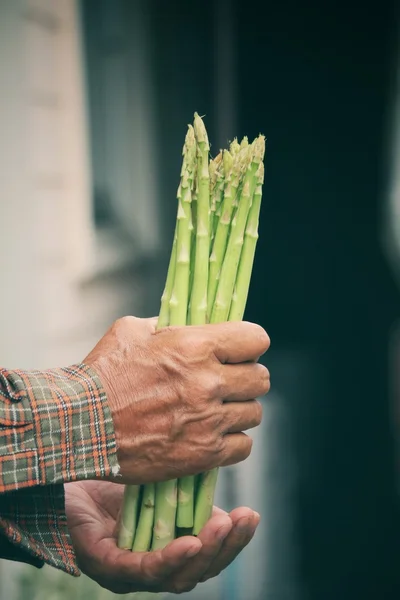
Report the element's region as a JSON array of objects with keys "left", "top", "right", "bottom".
[
  {"left": 65, "top": 480, "right": 260, "bottom": 595},
  {"left": 84, "top": 316, "right": 270, "bottom": 485}
]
